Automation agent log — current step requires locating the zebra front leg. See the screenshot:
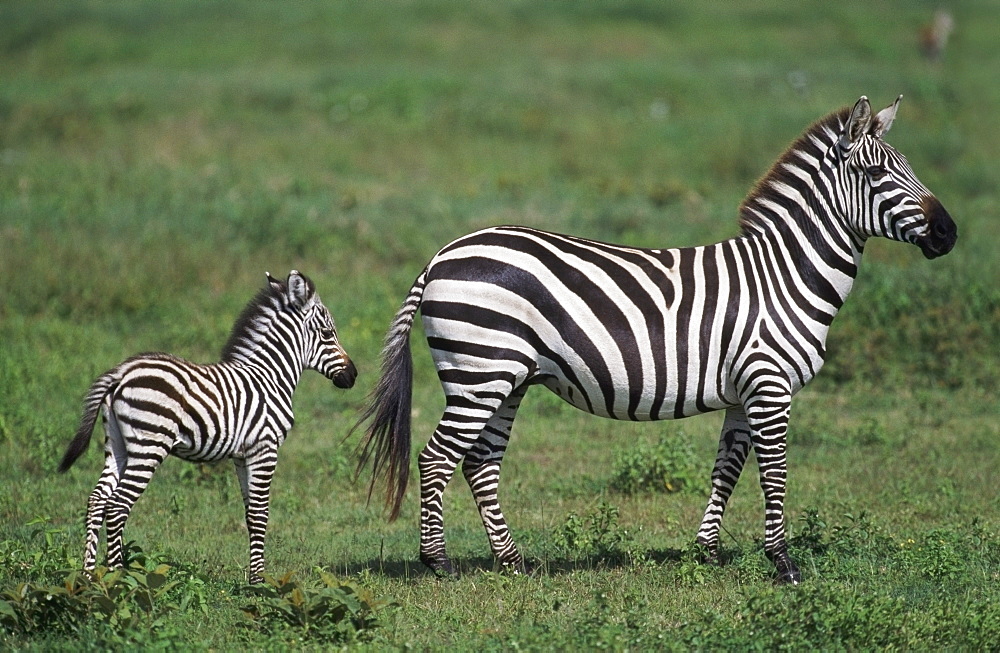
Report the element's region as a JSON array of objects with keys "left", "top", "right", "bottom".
[
  {"left": 744, "top": 389, "right": 800, "bottom": 585},
  {"left": 234, "top": 451, "right": 276, "bottom": 585},
  {"left": 696, "top": 406, "right": 752, "bottom": 565}
]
